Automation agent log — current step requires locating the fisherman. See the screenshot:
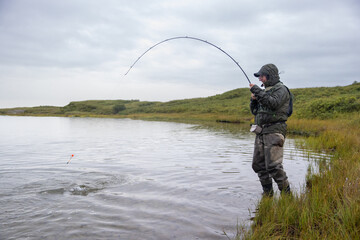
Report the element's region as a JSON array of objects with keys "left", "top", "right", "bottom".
[{"left": 249, "top": 63, "right": 291, "bottom": 196}]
